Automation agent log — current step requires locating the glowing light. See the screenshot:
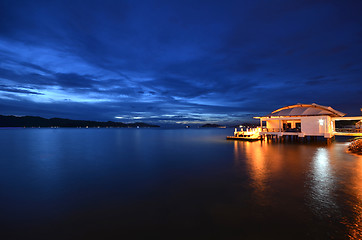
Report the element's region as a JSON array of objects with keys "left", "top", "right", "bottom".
[{"left": 319, "top": 119, "right": 324, "bottom": 126}]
